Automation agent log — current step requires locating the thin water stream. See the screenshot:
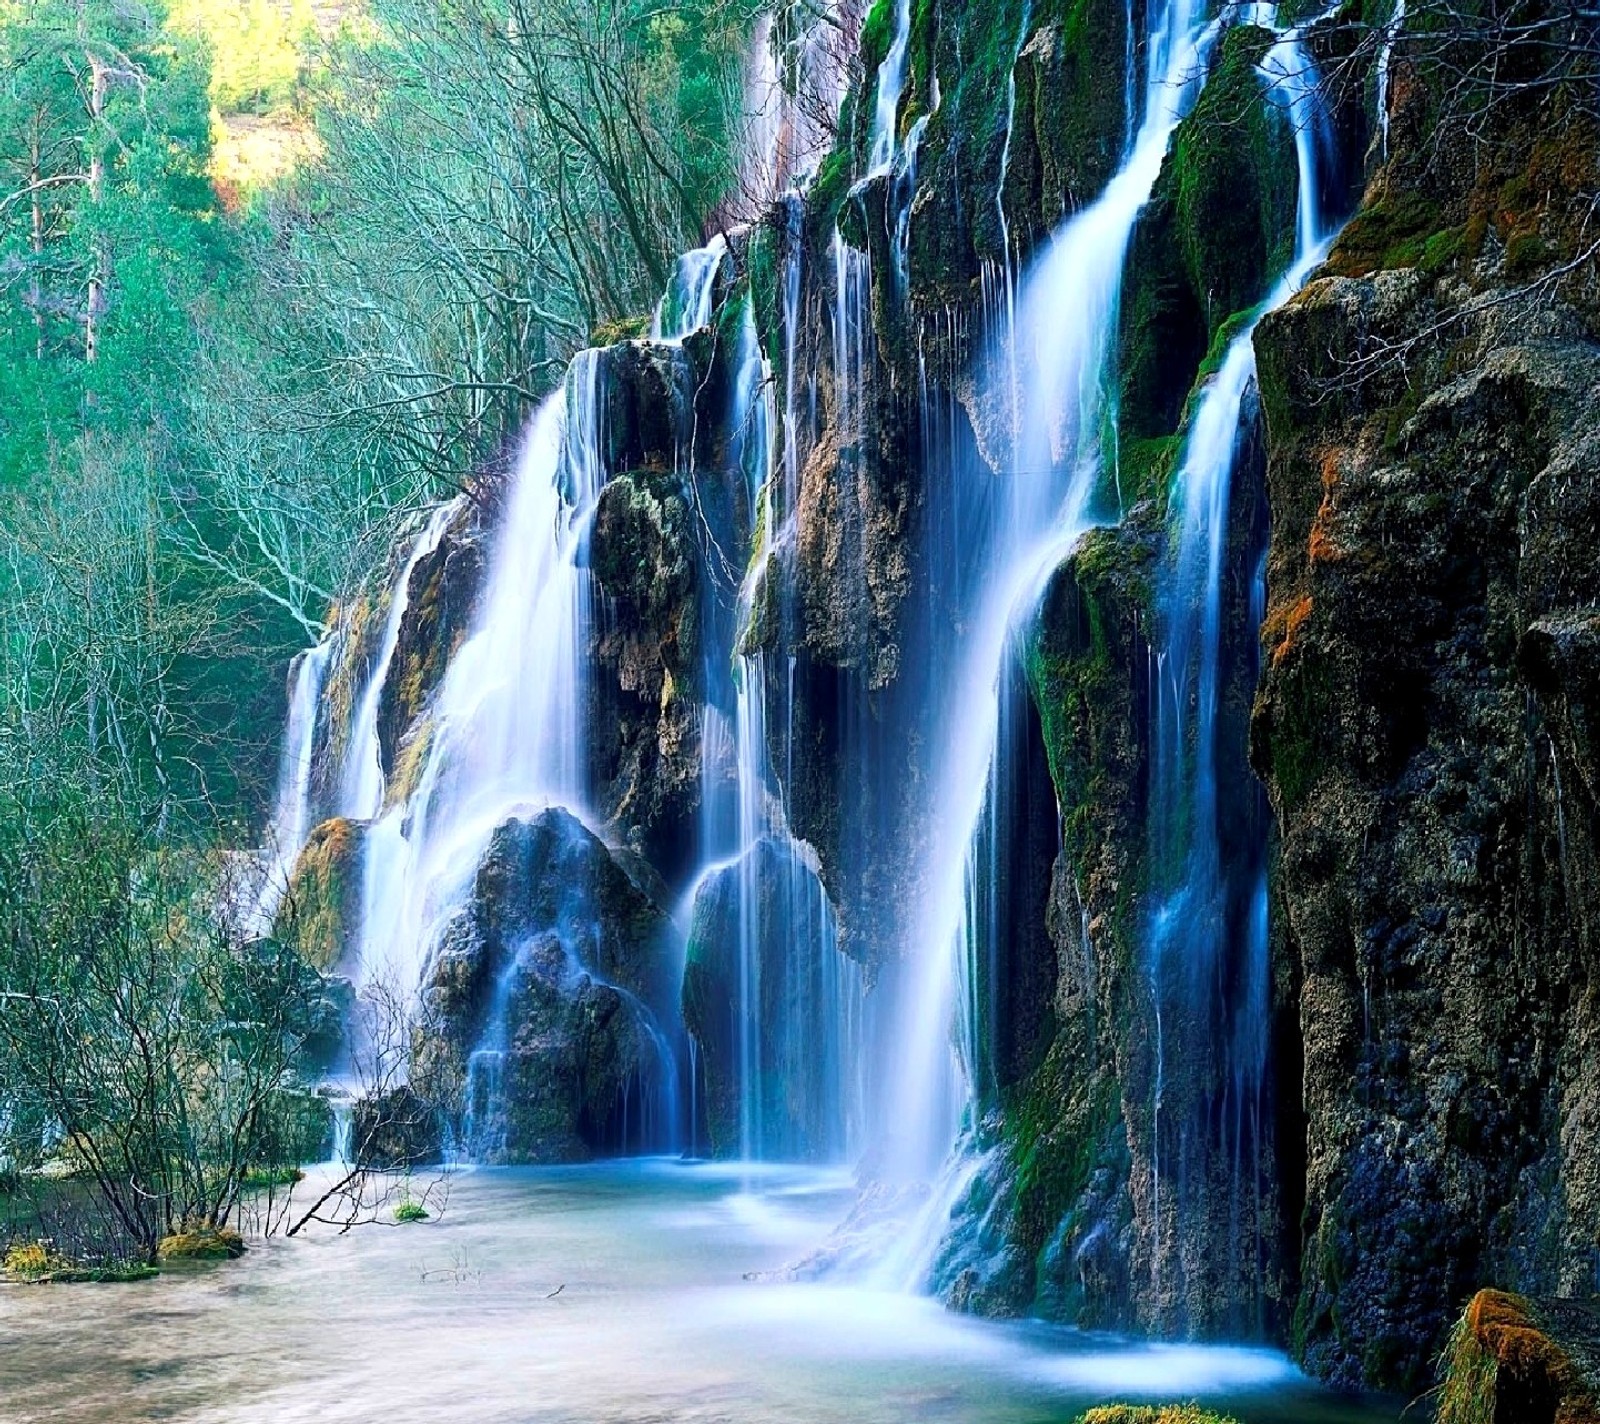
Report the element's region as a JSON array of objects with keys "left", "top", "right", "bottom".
[{"left": 0, "top": 1164, "right": 1400, "bottom": 1424}]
